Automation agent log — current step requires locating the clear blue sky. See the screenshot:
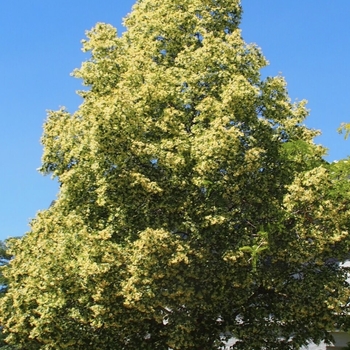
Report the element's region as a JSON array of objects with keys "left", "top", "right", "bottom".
[{"left": 0, "top": 1, "right": 349, "bottom": 241}]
